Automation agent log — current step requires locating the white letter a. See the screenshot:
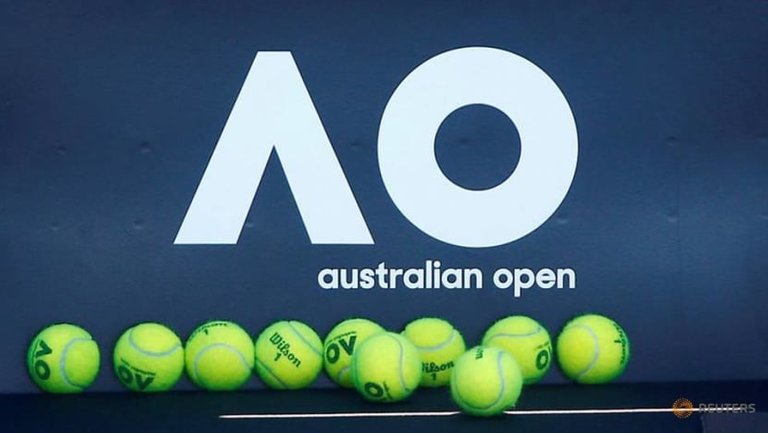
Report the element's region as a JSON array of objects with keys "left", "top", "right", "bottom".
[{"left": 175, "top": 52, "right": 373, "bottom": 245}]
